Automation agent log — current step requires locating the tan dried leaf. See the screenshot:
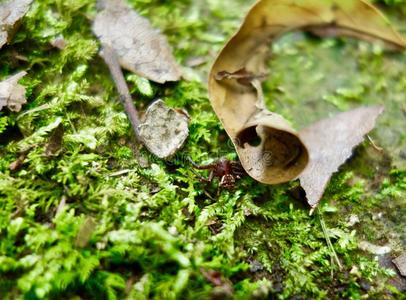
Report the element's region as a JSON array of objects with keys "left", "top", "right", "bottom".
[
  {"left": 0, "top": 71, "right": 27, "bottom": 112},
  {"left": 92, "top": 0, "right": 182, "bottom": 84},
  {"left": 299, "top": 106, "right": 384, "bottom": 208},
  {"left": 0, "top": 0, "right": 33, "bottom": 49},
  {"left": 208, "top": 0, "right": 406, "bottom": 185}
]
